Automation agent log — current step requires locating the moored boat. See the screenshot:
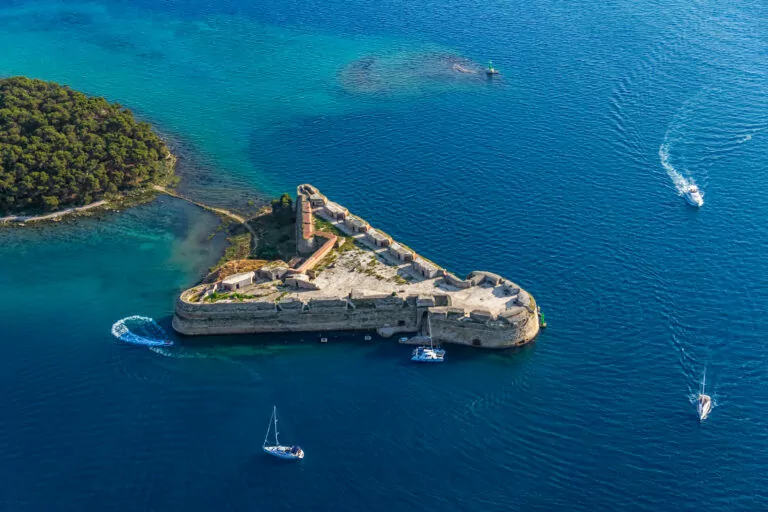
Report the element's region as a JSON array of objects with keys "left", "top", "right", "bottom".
[
  {"left": 263, "top": 406, "right": 304, "bottom": 460},
  {"left": 411, "top": 345, "right": 445, "bottom": 363}
]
